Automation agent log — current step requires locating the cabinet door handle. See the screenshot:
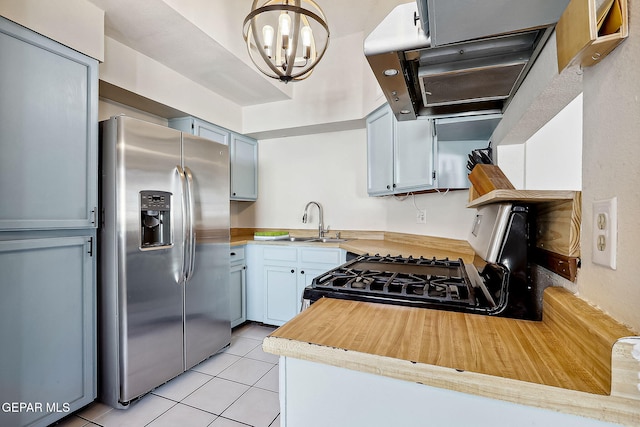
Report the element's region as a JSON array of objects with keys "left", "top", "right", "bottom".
[
  {"left": 230, "top": 252, "right": 236, "bottom": 256},
  {"left": 291, "top": 269, "right": 295, "bottom": 273},
  {"left": 300, "top": 270, "right": 305, "bottom": 274},
  {"left": 386, "top": 185, "right": 391, "bottom": 189}
]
